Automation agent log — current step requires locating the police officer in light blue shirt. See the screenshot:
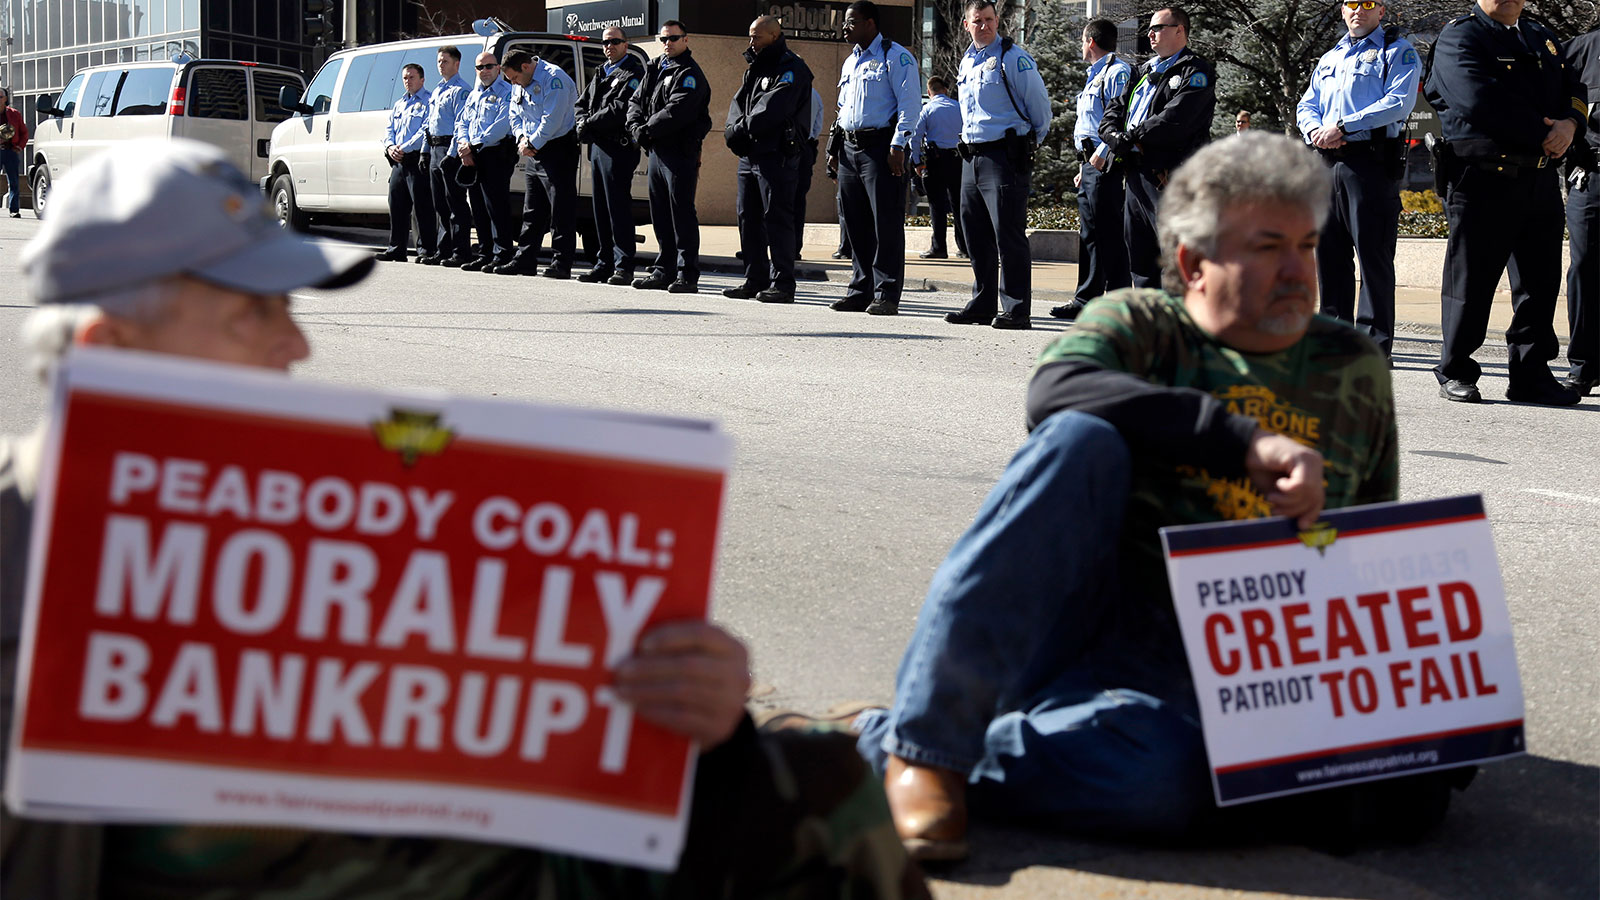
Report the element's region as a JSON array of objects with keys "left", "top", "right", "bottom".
[
  {"left": 827, "top": 0, "right": 920, "bottom": 315},
  {"left": 456, "top": 51, "right": 516, "bottom": 271},
  {"left": 378, "top": 64, "right": 437, "bottom": 264},
  {"left": 1296, "top": 0, "right": 1419, "bottom": 357},
  {"left": 1055, "top": 18, "right": 1132, "bottom": 319},
  {"left": 426, "top": 45, "right": 475, "bottom": 266},
  {"left": 495, "top": 50, "right": 579, "bottom": 278},
  {"left": 911, "top": 78, "right": 965, "bottom": 259},
  {"left": 946, "top": 0, "right": 1050, "bottom": 329}
]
